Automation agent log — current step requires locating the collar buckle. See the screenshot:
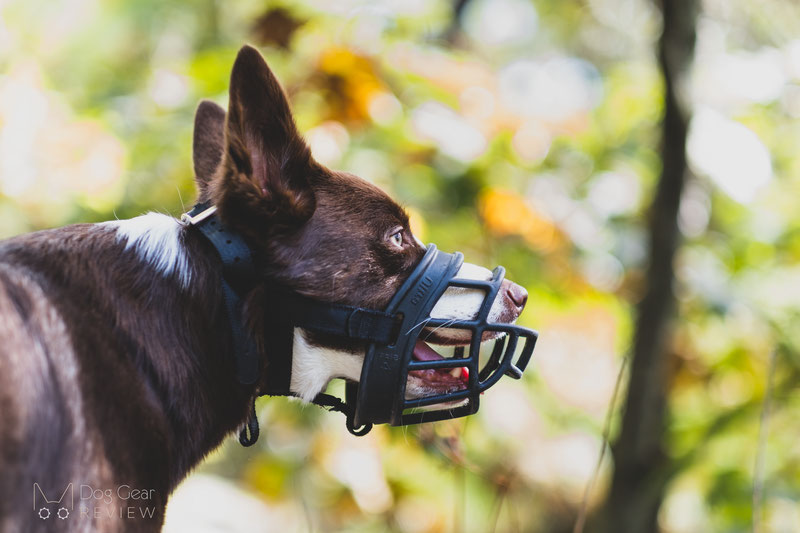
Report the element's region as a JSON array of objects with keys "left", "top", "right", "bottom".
[{"left": 180, "top": 205, "right": 217, "bottom": 226}]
